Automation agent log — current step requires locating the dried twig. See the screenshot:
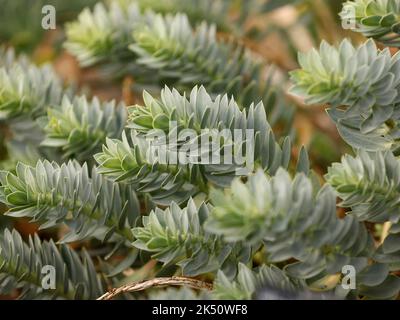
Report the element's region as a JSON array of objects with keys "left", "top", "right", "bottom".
[
  {"left": 122, "top": 75, "right": 135, "bottom": 105},
  {"left": 380, "top": 221, "right": 392, "bottom": 245},
  {"left": 97, "top": 276, "right": 213, "bottom": 300}
]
